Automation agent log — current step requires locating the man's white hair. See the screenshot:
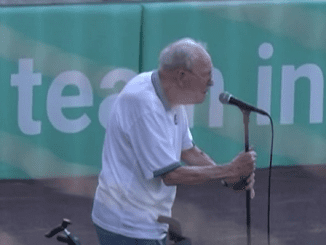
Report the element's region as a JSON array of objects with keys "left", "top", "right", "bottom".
[{"left": 159, "top": 38, "right": 208, "bottom": 71}]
